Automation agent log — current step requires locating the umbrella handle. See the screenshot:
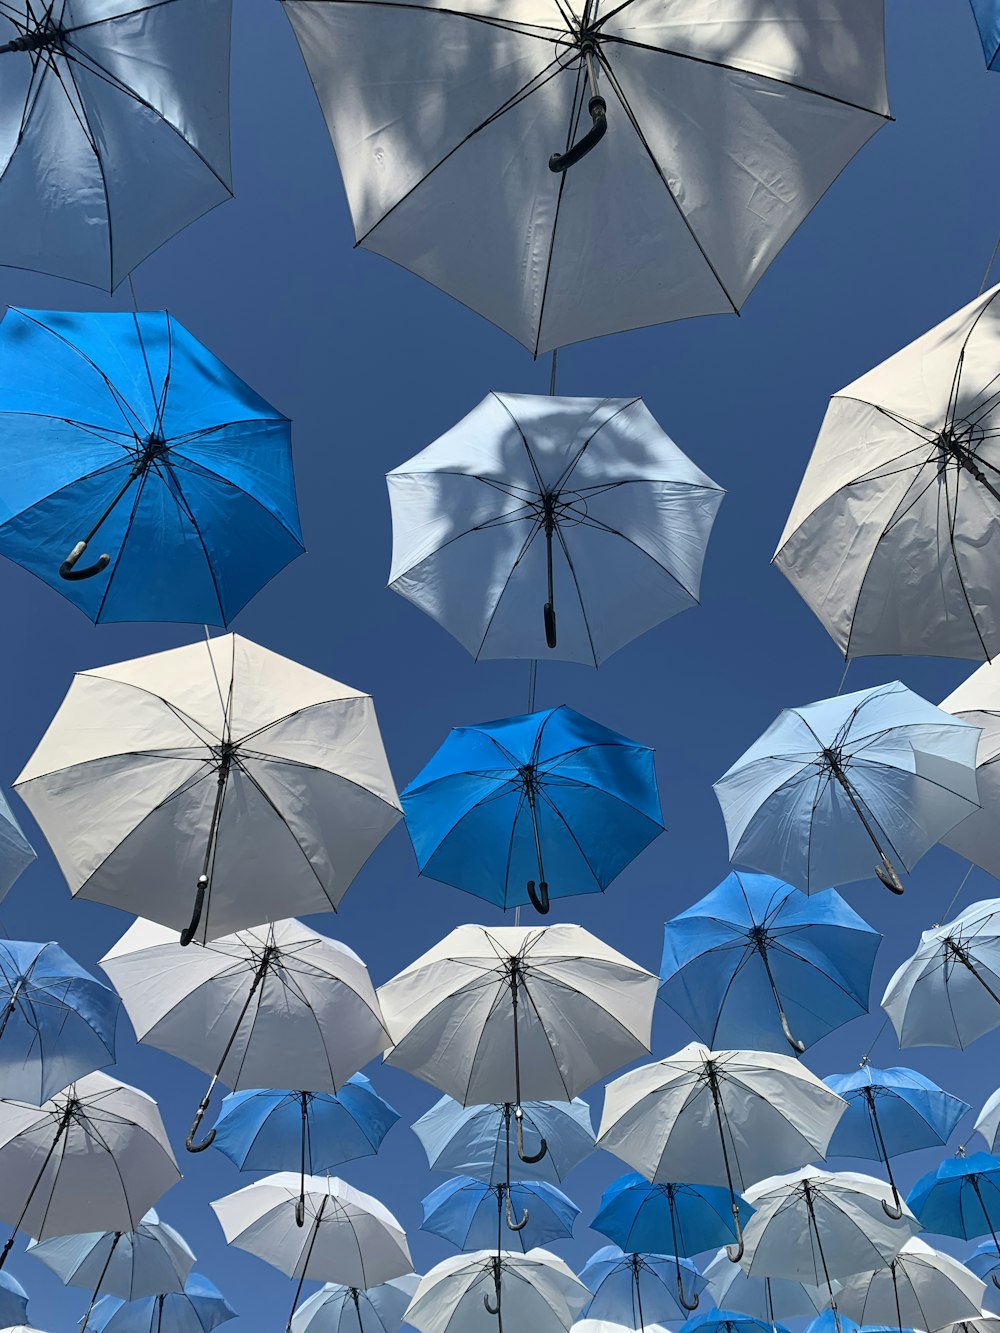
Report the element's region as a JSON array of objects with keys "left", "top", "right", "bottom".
[
  {"left": 993, "top": 1273, "right": 1000, "bottom": 1291},
  {"left": 526, "top": 880, "right": 550, "bottom": 914},
  {"left": 549, "top": 94, "right": 607, "bottom": 172},
  {"left": 881, "top": 1194, "right": 904, "bottom": 1220},
  {"left": 778, "top": 1007, "right": 805, "bottom": 1055},
  {"left": 874, "top": 859, "right": 905, "bottom": 894},
  {"left": 725, "top": 1204, "right": 745, "bottom": 1264},
  {"left": 185, "top": 1099, "right": 216, "bottom": 1153},
  {"left": 675, "top": 1259, "right": 700, "bottom": 1311},
  {"left": 504, "top": 1190, "right": 529, "bottom": 1232},
  {"left": 60, "top": 540, "right": 111, "bottom": 581},
  {"left": 515, "top": 1108, "right": 548, "bottom": 1164},
  {"left": 295, "top": 1197, "right": 306, "bottom": 1228},
  {"left": 544, "top": 602, "right": 557, "bottom": 649},
  {"left": 180, "top": 874, "right": 209, "bottom": 948}
]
